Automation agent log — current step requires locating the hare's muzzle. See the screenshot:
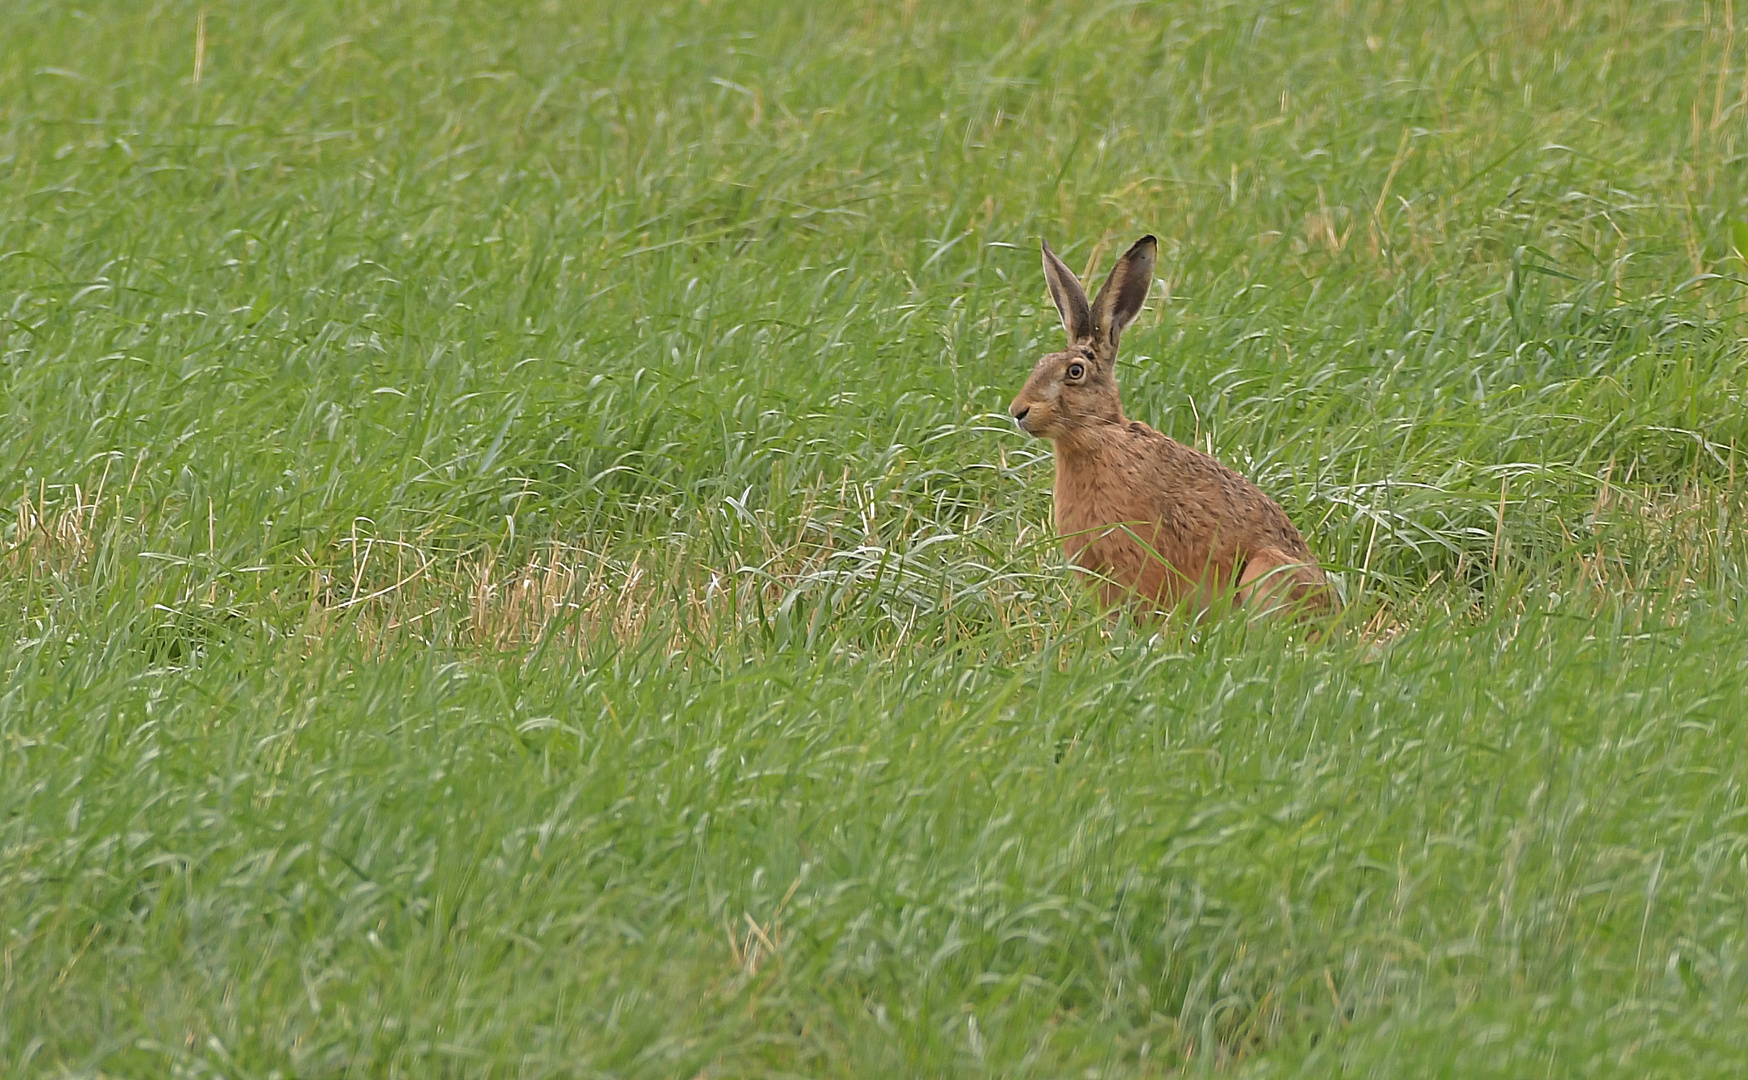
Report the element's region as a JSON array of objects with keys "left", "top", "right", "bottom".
[{"left": 1010, "top": 404, "right": 1033, "bottom": 433}]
